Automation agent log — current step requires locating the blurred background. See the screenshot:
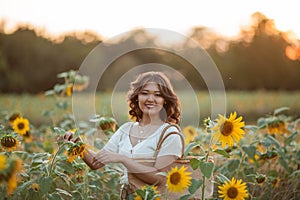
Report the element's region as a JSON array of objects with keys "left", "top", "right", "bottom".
[{"left": 0, "top": 0, "right": 299, "bottom": 125}]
